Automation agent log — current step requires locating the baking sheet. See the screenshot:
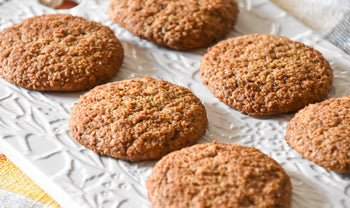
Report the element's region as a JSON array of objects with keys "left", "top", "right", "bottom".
[{"left": 0, "top": 0, "right": 349, "bottom": 207}]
